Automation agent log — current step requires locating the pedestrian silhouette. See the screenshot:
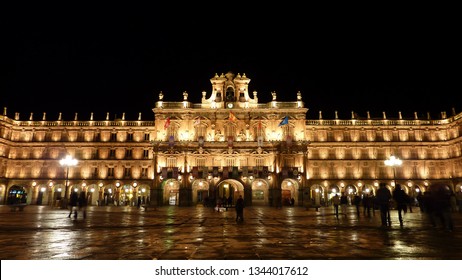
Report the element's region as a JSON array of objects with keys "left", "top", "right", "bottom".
[
  {"left": 235, "top": 195, "right": 244, "bottom": 222},
  {"left": 68, "top": 191, "right": 78, "bottom": 218},
  {"left": 362, "top": 193, "right": 373, "bottom": 217},
  {"left": 430, "top": 184, "right": 454, "bottom": 231},
  {"left": 376, "top": 183, "right": 392, "bottom": 227},
  {"left": 392, "top": 184, "right": 409, "bottom": 226},
  {"left": 78, "top": 191, "right": 87, "bottom": 219},
  {"left": 332, "top": 194, "right": 340, "bottom": 219},
  {"left": 227, "top": 195, "right": 233, "bottom": 207}
]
